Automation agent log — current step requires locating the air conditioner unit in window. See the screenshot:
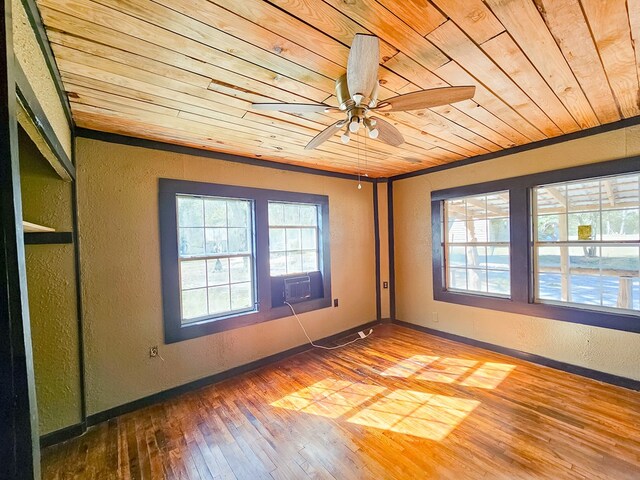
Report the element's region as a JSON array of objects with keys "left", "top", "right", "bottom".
[{"left": 271, "top": 271, "right": 323, "bottom": 307}]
